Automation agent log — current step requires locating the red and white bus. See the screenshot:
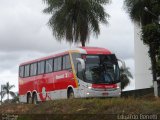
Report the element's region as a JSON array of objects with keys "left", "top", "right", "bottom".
[{"left": 19, "top": 47, "right": 121, "bottom": 104}]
